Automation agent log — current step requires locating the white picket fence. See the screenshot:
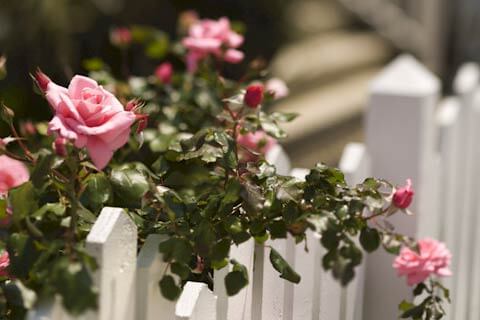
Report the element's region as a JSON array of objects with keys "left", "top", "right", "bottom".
[
  {"left": 27, "top": 145, "right": 368, "bottom": 320},
  {"left": 28, "top": 54, "right": 480, "bottom": 320}
]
